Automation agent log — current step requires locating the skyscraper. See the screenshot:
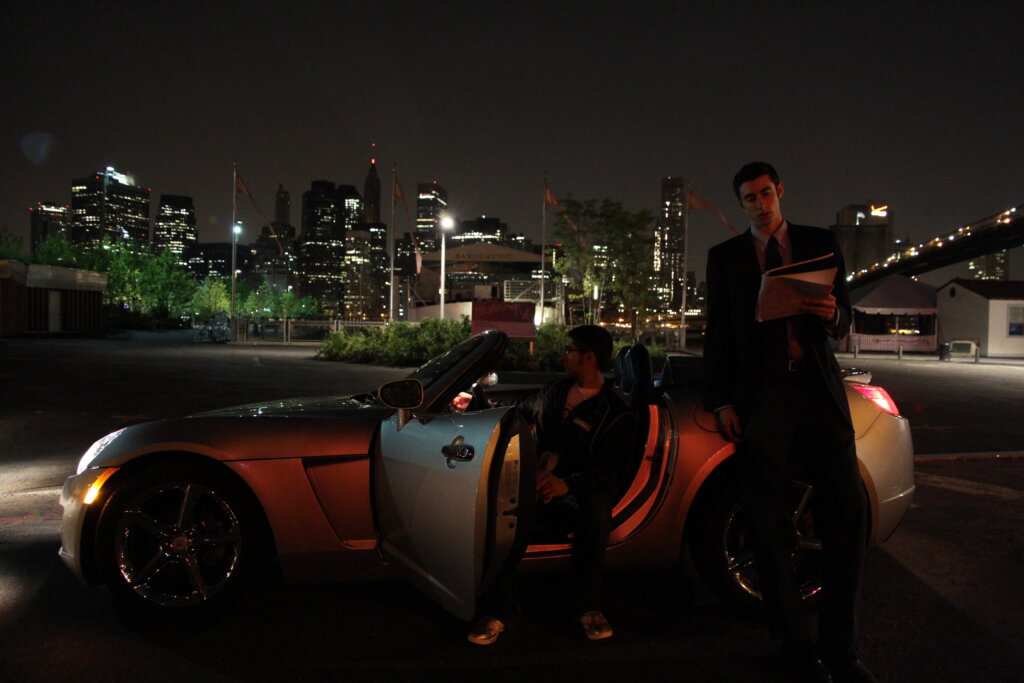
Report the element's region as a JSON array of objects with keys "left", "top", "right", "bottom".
[
  {"left": 450, "top": 216, "right": 506, "bottom": 245},
  {"left": 251, "top": 184, "right": 298, "bottom": 294},
  {"left": 653, "top": 177, "right": 687, "bottom": 312},
  {"left": 830, "top": 203, "right": 895, "bottom": 274},
  {"left": 337, "top": 185, "right": 363, "bottom": 231},
  {"left": 297, "top": 180, "right": 345, "bottom": 313},
  {"left": 70, "top": 166, "right": 150, "bottom": 247},
  {"left": 29, "top": 201, "right": 69, "bottom": 250},
  {"left": 344, "top": 222, "right": 389, "bottom": 319},
  {"left": 363, "top": 157, "right": 381, "bottom": 224},
  {"left": 153, "top": 195, "right": 197, "bottom": 264},
  {"left": 968, "top": 250, "right": 1009, "bottom": 280},
  {"left": 274, "top": 183, "right": 291, "bottom": 226},
  {"left": 416, "top": 181, "right": 448, "bottom": 248}
]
